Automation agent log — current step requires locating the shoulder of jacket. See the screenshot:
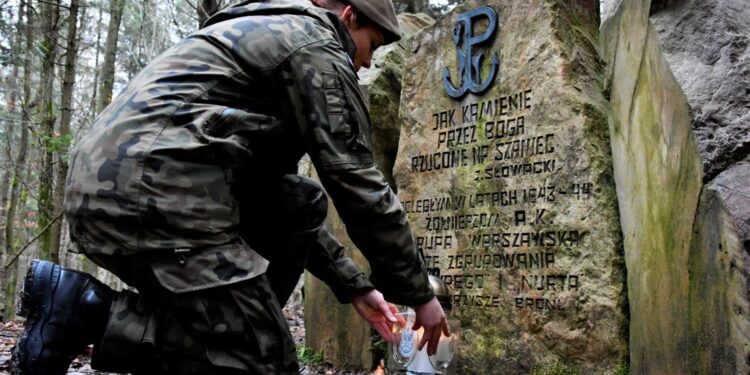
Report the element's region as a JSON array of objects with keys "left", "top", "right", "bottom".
[{"left": 198, "top": 9, "right": 343, "bottom": 71}]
